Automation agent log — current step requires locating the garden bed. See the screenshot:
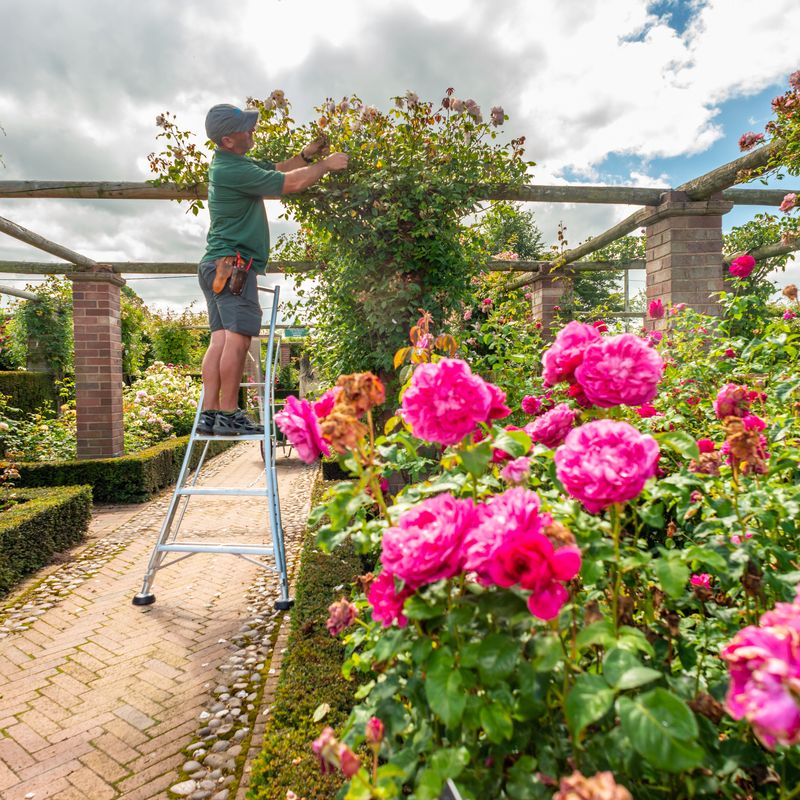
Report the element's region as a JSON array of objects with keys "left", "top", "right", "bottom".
[
  {"left": 10, "top": 435, "right": 235, "bottom": 503},
  {"left": 0, "top": 485, "right": 92, "bottom": 596},
  {"left": 247, "top": 481, "right": 363, "bottom": 800}
]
